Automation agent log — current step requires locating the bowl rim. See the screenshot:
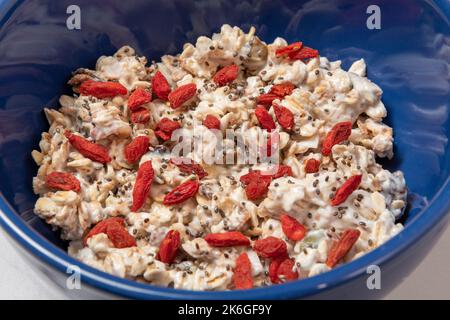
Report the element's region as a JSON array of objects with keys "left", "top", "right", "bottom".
[{"left": 0, "top": 0, "right": 449, "bottom": 300}]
